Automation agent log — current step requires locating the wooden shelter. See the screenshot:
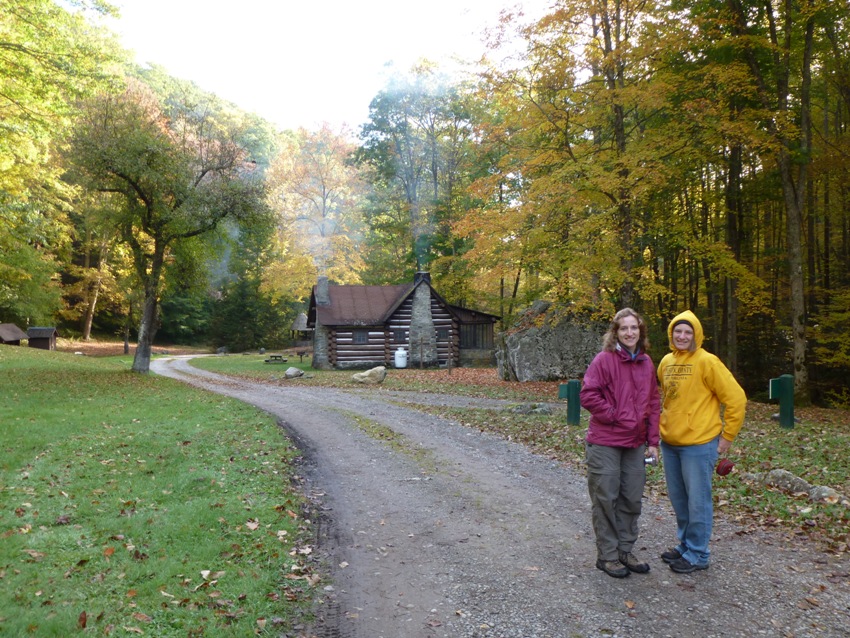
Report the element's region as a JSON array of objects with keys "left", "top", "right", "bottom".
[
  {"left": 0, "top": 323, "right": 29, "bottom": 346},
  {"left": 307, "top": 272, "right": 499, "bottom": 370},
  {"left": 27, "top": 327, "right": 58, "bottom": 351},
  {"left": 290, "top": 312, "right": 312, "bottom": 346}
]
